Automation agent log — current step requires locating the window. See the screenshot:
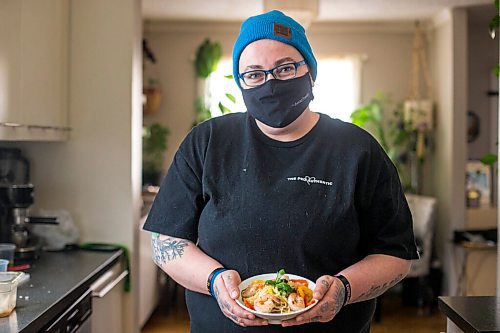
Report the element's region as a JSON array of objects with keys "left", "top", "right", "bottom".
[
  {"left": 208, "top": 59, "right": 246, "bottom": 117},
  {"left": 309, "top": 56, "right": 362, "bottom": 122},
  {"left": 208, "top": 56, "right": 362, "bottom": 122}
]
